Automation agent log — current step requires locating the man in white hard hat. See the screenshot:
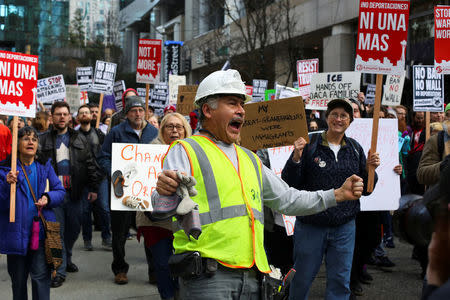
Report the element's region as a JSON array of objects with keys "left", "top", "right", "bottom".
[{"left": 152, "top": 69, "right": 365, "bottom": 299}]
